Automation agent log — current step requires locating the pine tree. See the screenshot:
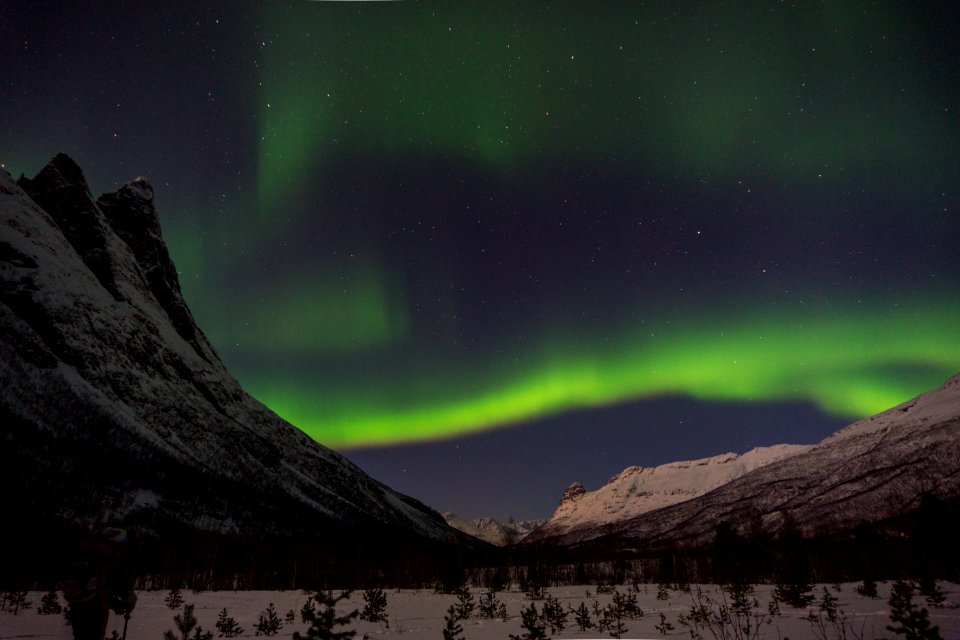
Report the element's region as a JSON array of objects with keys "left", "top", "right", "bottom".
[
  {"left": 509, "top": 603, "right": 548, "bottom": 640},
  {"left": 856, "top": 577, "right": 879, "bottom": 598},
  {"left": 478, "top": 587, "right": 506, "bottom": 619},
  {"left": 918, "top": 577, "right": 946, "bottom": 609},
  {"left": 6, "top": 591, "right": 31, "bottom": 615},
  {"left": 164, "top": 603, "right": 213, "bottom": 640},
  {"left": 572, "top": 602, "right": 593, "bottom": 631},
  {"left": 453, "top": 585, "right": 475, "bottom": 619},
  {"left": 215, "top": 608, "right": 244, "bottom": 637},
  {"left": 255, "top": 603, "right": 283, "bottom": 636},
  {"left": 773, "top": 580, "right": 815, "bottom": 608},
  {"left": 293, "top": 590, "right": 359, "bottom": 640},
  {"left": 359, "top": 587, "right": 388, "bottom": 625},
  {"left": 816, "top": 586, "right": 839, "bottom": 622},
  {"left": 165, "top": 588, "right": 185, "bottom": 610},
  {"left": 654, "top": 612, "right": 675, "bottom": 635},
  {"left": 38, "top": 590, "right": 63, "bottom": 615},
  {"left": 442, "top": 605, "right": 464, "bottom": 640},
  {"left": 886, "top": 580, "right": 942, "bottom": 640},
  {"left": 541, "top": 595, "right": 567, "bottom": 634}
]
